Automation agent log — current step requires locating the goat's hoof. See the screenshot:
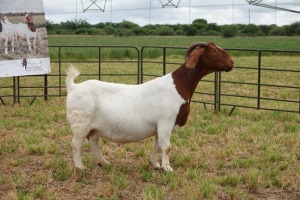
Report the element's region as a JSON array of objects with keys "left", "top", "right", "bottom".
[
  {"left": 75, "top": 165, "right": 87, "bottom": 170},
  {"left": 97, "top": 161, "right": 110, "bottom": 167},
  {"left": 151, "top": 161, "right": 161, "bottom": 169},
  {"left": 162, "top": 166, "right": 173, "bottom": 172}
]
